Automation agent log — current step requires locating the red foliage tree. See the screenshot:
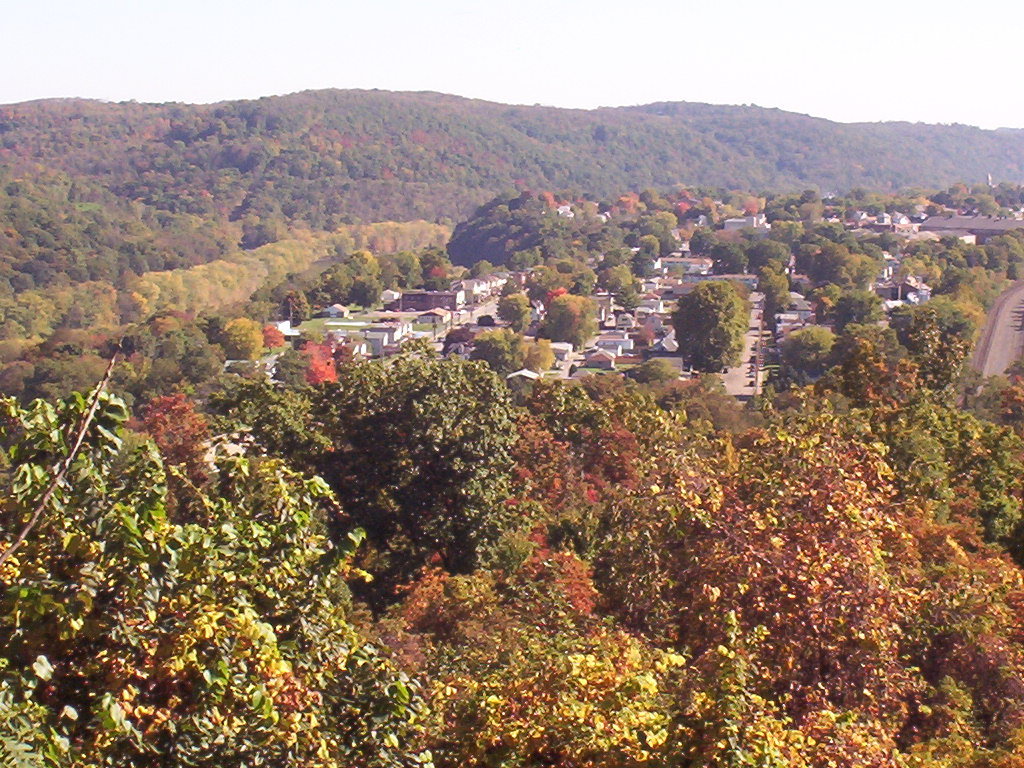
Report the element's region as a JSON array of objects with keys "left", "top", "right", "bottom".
[
  {"left": 303, "top": 342, "right": 337, "bottom": 384},
  {"left": 139, "top": 393, "right": 210, "bottom": 484},
  {"left": 263, "top": 324, "right": 286, "bottom": 349}
]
